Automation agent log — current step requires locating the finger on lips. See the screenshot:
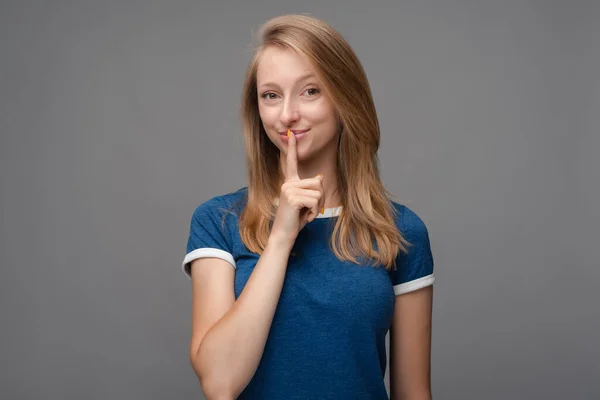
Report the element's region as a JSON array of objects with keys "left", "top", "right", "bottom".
[
  {"left": 286, "top": 129, "right": 299, "bottom": 180},
  {"left": 286, "top": 129, "right": 325, "bottom": 216}
]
